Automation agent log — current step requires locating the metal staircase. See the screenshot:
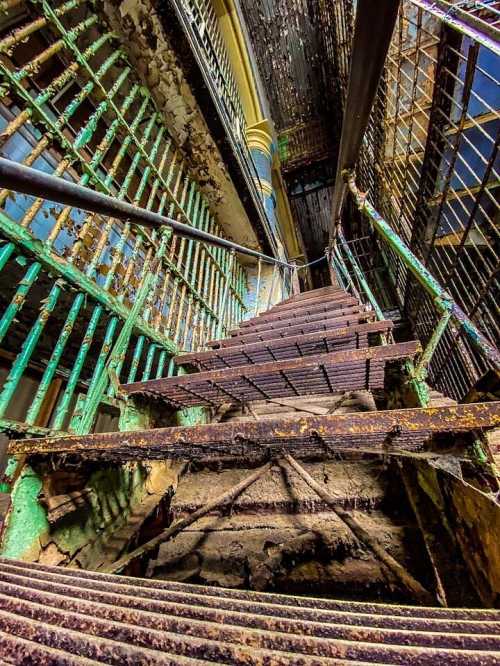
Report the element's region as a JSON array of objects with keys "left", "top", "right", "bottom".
[
  {"left": 12, "top": 285, "right": 499, "bottom": 464},
  {"left": 0, "top": 556, "right": 499, "bottom": 665},
  {"left": 3, "top": 285, "right": 500, "bottom": 663}
]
